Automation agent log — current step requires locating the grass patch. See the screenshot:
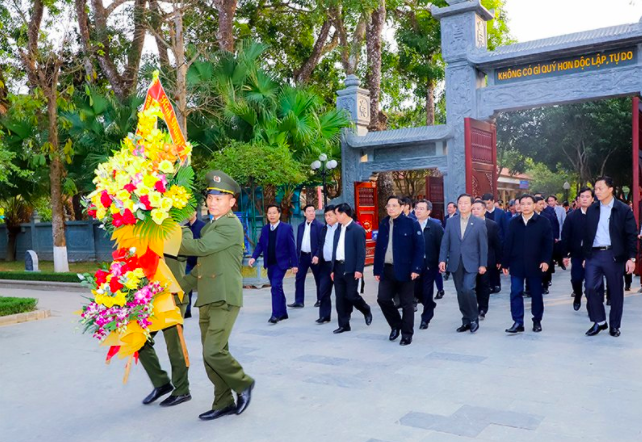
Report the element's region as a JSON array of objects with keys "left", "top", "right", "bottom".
[
  {"left": 0, "top": 296, "right": 38, "bottom": 316},
  {"left": 0, "top": 271, "right": 83, "bottom": 283}
]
